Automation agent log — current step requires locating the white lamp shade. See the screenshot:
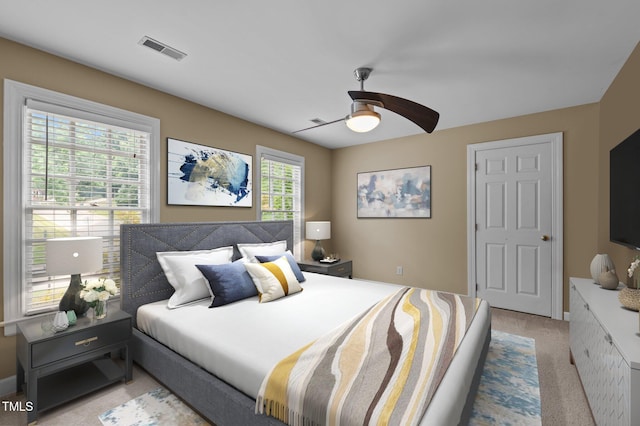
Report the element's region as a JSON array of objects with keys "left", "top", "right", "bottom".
[
  {"left": 46, "top": 237, "right": 103, "bottom": 276},
  {"left": 306, "top": 221, "right": 331, "bottom": 240}
]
